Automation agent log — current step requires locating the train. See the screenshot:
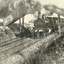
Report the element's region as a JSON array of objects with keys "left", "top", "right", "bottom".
[
  {"left": 8, "top": 16, "right": 59, "bottom": 38},
  {"left": 32, "top": 16, "right": 58, "bottom": 38},
  {"left": 17, "top": 16, "right": 59, "bottom": 38}
]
